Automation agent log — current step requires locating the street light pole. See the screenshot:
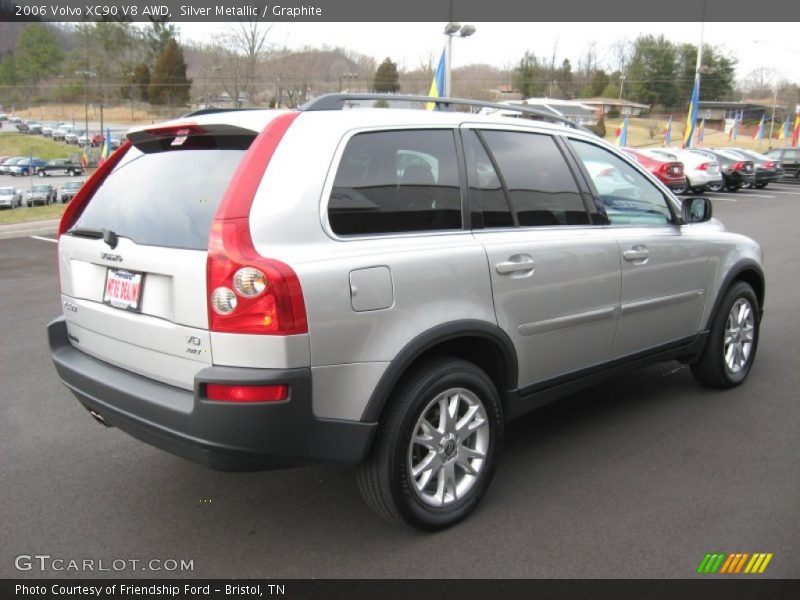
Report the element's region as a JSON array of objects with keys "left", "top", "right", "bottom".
[
  {"left": 768, "top": 84, "right": 778, "bottom": 146},
  {"left": 443, "top": 23, "right": 476, "bottom": 97}
]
